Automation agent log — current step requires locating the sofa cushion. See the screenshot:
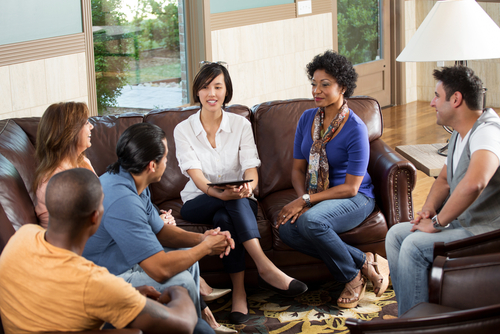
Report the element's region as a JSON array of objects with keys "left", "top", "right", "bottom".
[
  {"left": 252, "top": 99, "right": 315, "bottom": 198},
  {"left": 0, "top": 154, "right": 38, "bottom": 231},
  {"left": 86, "top": 113, "right": 144, "bottom": 176},
  {"left": 0, "top": 120, "right": 46, "bottom": 232},
  {"left": 145, "top": 106, "right": 199, "bottom": 204},
  {"left": 10, "top": 117, "right": 40, "bottom": 148},
  {"left": 346, "top": 96, "right": 383, "bottom": 142},
  {"left": 0, "top": 120, "right": 37, "bottom": 199},
  {"left": 260, "top": 188, "right": 388, "bottom": 252}
]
